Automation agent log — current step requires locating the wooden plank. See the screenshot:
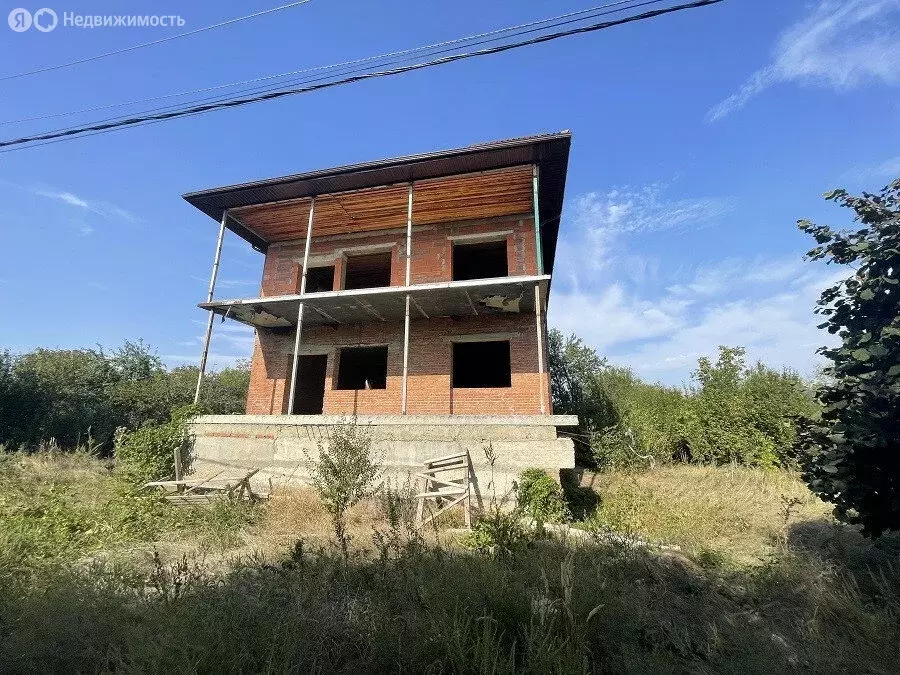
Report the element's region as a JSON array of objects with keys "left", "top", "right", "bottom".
[
  {"left": 419, "top": 490, "right": 469, "bottom": 529},
  {"left": 416, "top": 487, "right": 467, "bottom": 499},
  {"left": 419, "top": 464, "right": 467, "bottom": 476},
  {"left": 233, "top": 166, "right": 533, "bottom": 242},
  {"left": 414, "top": 473, "right": 465, "bottom": 489},
  {"left": 424, "top": 451, "right": 469, "bottom": 465}
]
